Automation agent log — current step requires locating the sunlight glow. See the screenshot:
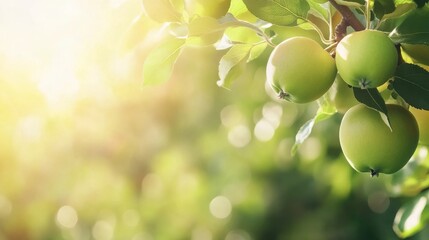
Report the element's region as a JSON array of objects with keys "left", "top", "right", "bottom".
[{"left": 37, "top": 66, "right": 80, "bottom": 110}]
